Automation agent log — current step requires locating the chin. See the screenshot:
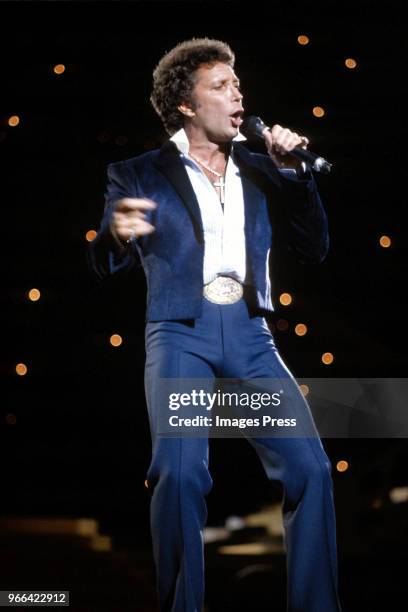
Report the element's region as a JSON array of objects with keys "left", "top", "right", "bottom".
[{"left": 218, "top": 128, "right": 237, "bottom": 143}]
